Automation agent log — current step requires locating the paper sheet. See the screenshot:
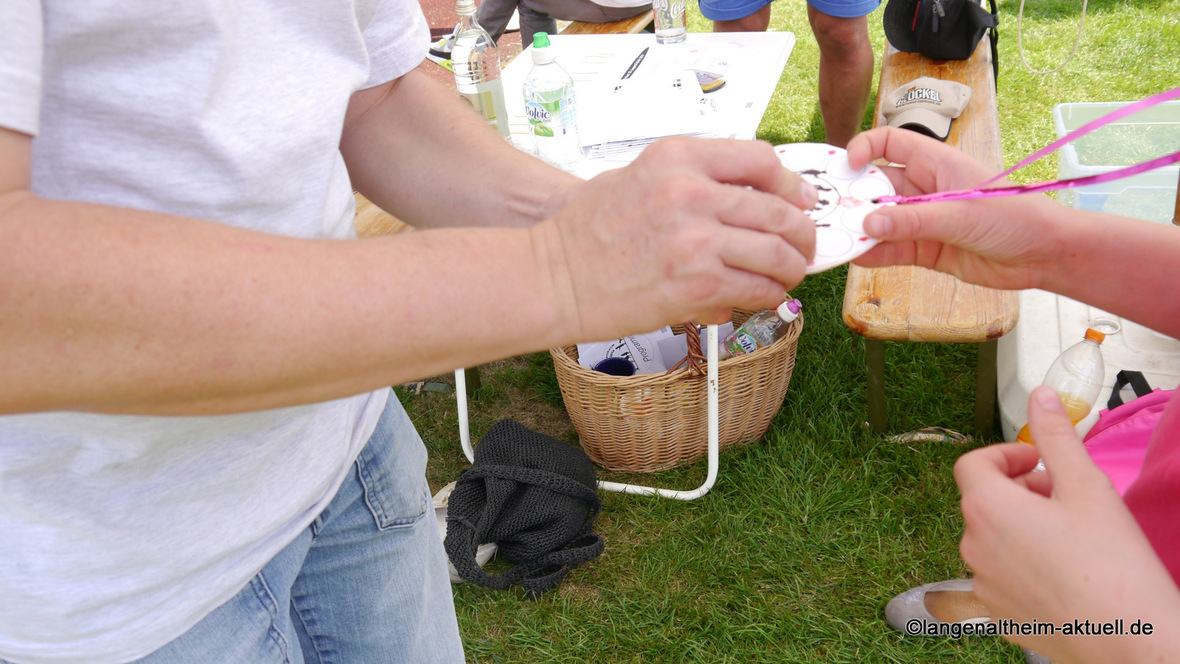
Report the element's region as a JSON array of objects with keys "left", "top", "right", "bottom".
[
  {"left": 578, "top": 75, "right": 715, "bottom": 157},
  {"left": 577, "top": 327, "right": 673, "bottom": 374},
  {"left": 500, "top": 33, "right": 796, "bottom": 179}
]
